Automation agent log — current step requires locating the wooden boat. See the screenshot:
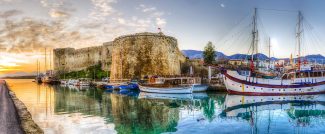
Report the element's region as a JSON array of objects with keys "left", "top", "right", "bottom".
[
  {"left": 139, "top": 76, "right": 210, "bottom": 93},
  {"left": 138, "top": 92, "right": 193, "bottom": 100},
  {"left": 192, "top": 84, "right": 209, "bottom": 92},
  {"left": 75, "top": 78, "right": 91, "bottom": 86},
  {"left": 60, "top": 80, "right": 67, "bottom": 85},
  {"left": 41, "top": 75, "right": 60, "bottom": 84},
  {"left": 223, "top": 9, "right": 325, "bottom": 95},
  {"left": 224, "top": 70, "right": 325, "bottom": 95},
  {"left": 139, "top": 84, "right": 193, "bottom": 94}
]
